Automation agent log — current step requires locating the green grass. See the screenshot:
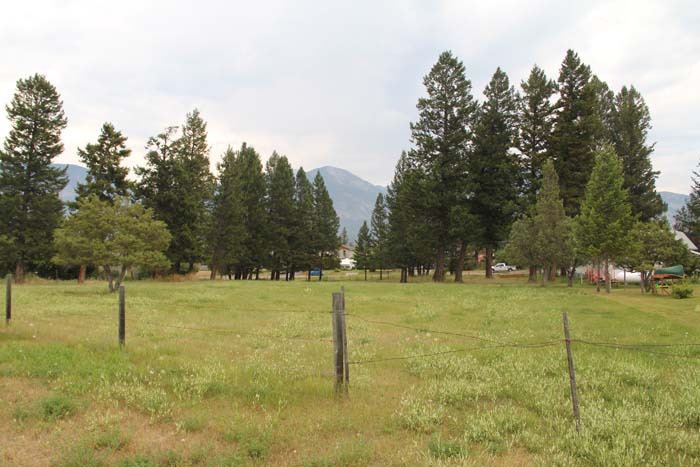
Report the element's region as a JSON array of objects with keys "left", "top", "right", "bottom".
[{"left": 0, "top": 276, "right": 699, "bottom": 465}]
